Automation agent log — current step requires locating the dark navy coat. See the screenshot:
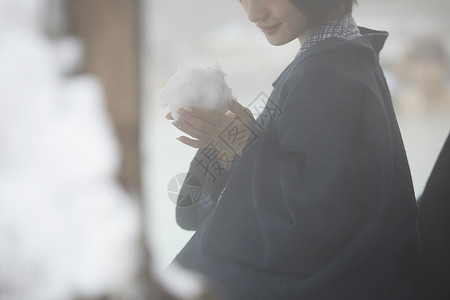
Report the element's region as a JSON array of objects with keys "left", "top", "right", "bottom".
[
  {"left": 173, "top": 28, "right": 420, "bottom": 300},
  {"left": 418, "top": 132, "right": 450, "bottom": 299}
]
